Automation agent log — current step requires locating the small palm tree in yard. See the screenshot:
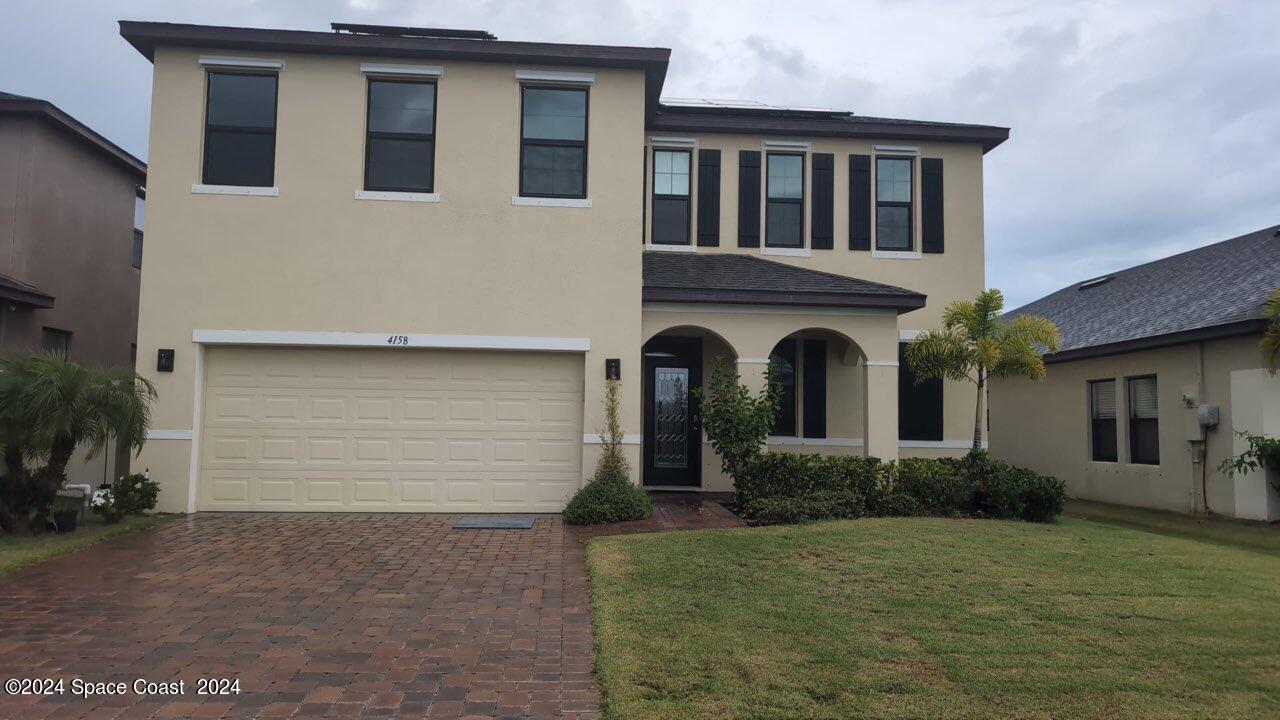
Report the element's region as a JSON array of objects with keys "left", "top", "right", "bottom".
[
  {"left": 1262, "top": 284, "right": 1280, "bottom": 374},
  {"left": 906, "top": 289, "right": 1061, "bottom": 451},
  {"left": 0, "top": 353, "right": 156, "bottom": 534}
]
